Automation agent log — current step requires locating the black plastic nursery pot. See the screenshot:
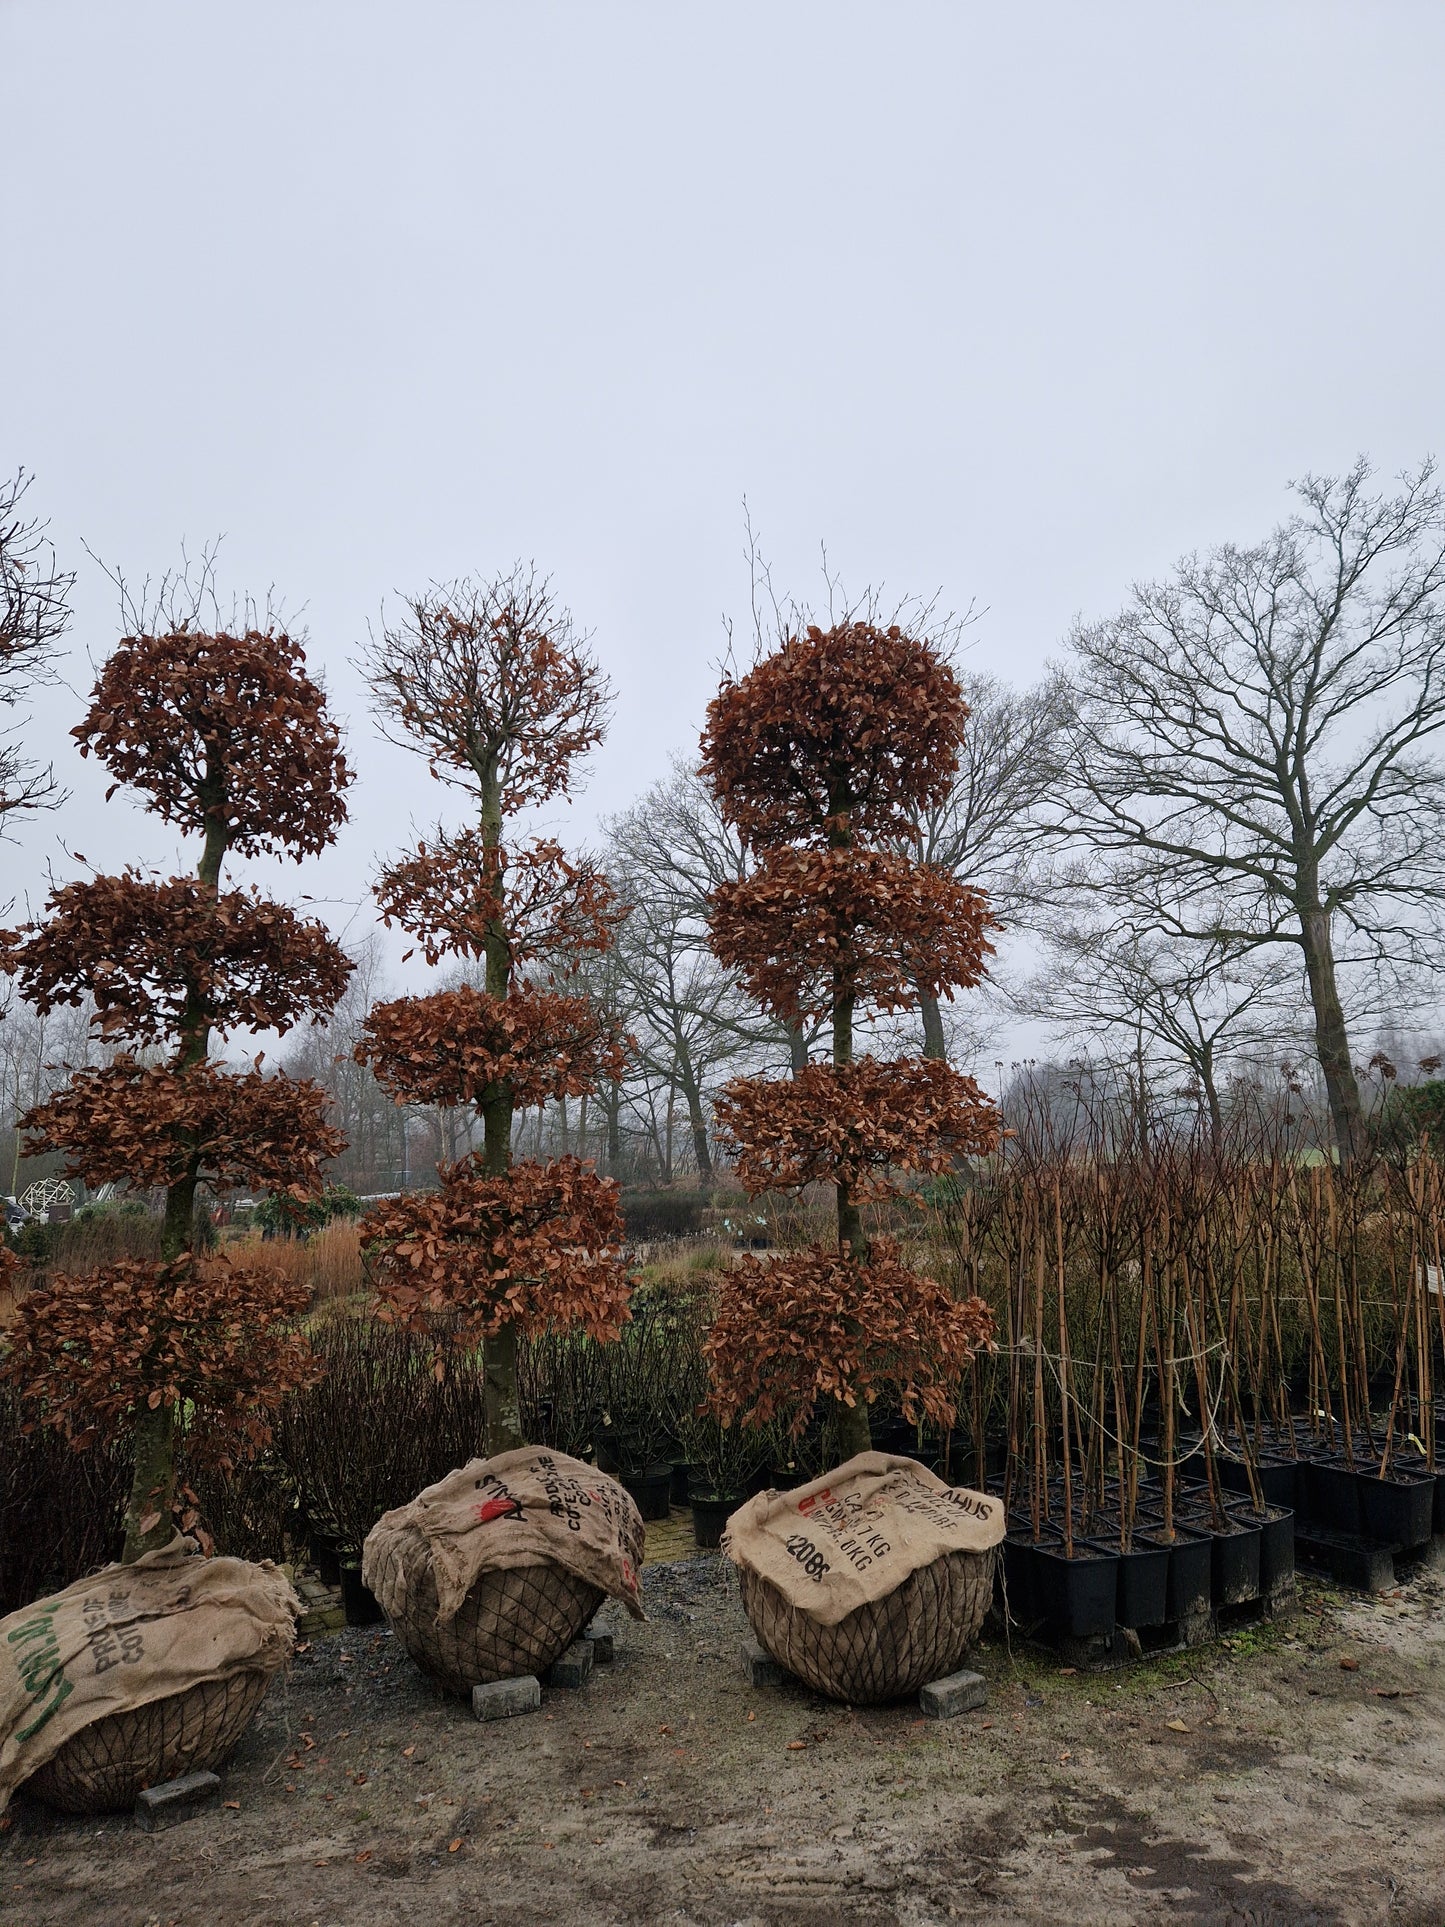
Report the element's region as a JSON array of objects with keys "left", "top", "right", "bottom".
[
  {"left": 1115, "top": 1535, "right": 1170, "bottom": 1630},
  {"left": 308, "top": 1530, "right": 343, "bottom": 1587},
  {"left": 766, "top": 1462, "right": 812, "bottom": 1492},
  {"left": 620, "top": 1462, "right": 673, "bottom": 1522},
  {"left": 1031, "top": 1540, "right": 1117, "bottom": 1640},
  {"left": 1211, "top": 1514, "right": 1262, "bottom": 1608},
  {"left": 340, "top": 1559, "right": 385, "bottom": 1627},
  {"left": 592, "top": 1426, "right": 641, "bottom": 1478},
  {"left": 669, "top": 1461, "right": 695, "bottom": 1508},
  {"left": 690, "top": 1491, "right": 745, "bottom": 1549},
  {"left": 1357, "top": 1467, "right": 1435, "bottom": 1548},
  {"left": 1000, "top": 1529, "right": 1049, "bottom": 1625},
  {"left": 1164, "top": 1525, "right": 1213, "bottom": 1620},
  {"left": 1303, "top": 1458, "right": 1362, "bottom": 1536},
  {"left": 1436, "top": 1471, "right": 1445, "bottom": 1537},
  {"left": 1218, "top": 1455, "right": 1298, "bottom": 1511},
  {"left": 1250, "top": 1505, "right": 1295, "bottom": 1595}
]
